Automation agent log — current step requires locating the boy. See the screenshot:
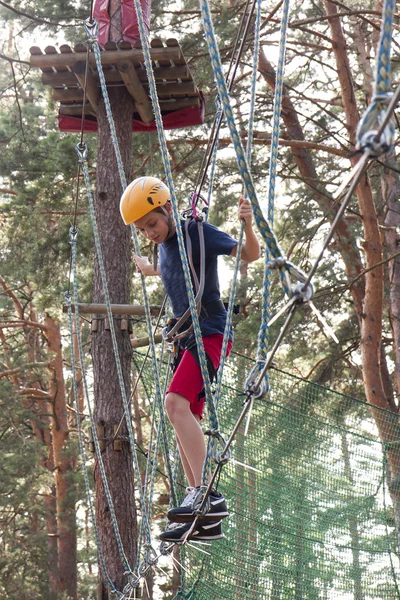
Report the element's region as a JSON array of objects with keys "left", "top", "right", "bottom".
[{"left": 120, "top": 176, "right": 260, "bottom": 542}]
